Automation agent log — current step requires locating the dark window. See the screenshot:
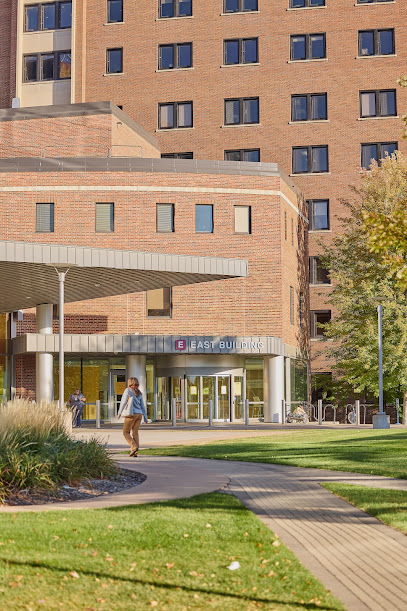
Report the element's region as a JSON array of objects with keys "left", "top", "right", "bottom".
[
  {"left": 159, "top": 102, "right": 193, "bottom": 129},
  {"left": 108, "top": 0, "right": 123, "bottom": 22},
  {"left": 36, "top": 203, "right": 54, "bottom": 233},
  {"left": 360, "top": 90, "right": 396, "bottom": 118},
  {"left": 234, "top": 206, "right": 251, "bottom": 234},
  {"left": 24, "top": 52, "right": 71, "bottom": 82},
  {"left": 290, "top": 33, "right": 326, "bottom": 60},
  {"left": 224, "top": 0, "right": 258, "bottom": 12},
  {"left": 224, "top": 38, "right": 258, "bottom": 65},
  {"left": 291, "top": 93, "right": 327, "bottom": 121},
  {"left": 361, "top": 142, "right": 398, "bottom": 169},
  {"left": 106, "top": 48, "right": 123, "bottom": 73},
  {"left": 311, "top": 372, "right": 333, "bottom": 404},
  {"left": 224, "top": 97, "right": 259, "bottom": 125},
  {"left": 41, "top": 54, "right": 55, "bottom": 80},
  {"left": 159, "top": 0, "right": 192, "bottom": 18},
  {"left": 158, "top": 43, "right": 192, "bottom": 69},
  {"left": 292, "top": 146, "right": 328, "bottom": 173},
  {"left": 224, "top": 149, "right": 260, "bottom": 162},
  {"left": 25, "top": 2, "right": 72, "bottom": 31},
  {"left": 290, "top": 287, "right": 294, "bottom": 325},
  {"left": 308, "top": 199, "right": 329, "bottom": 230},
  {"left": 156, "top": 204, "right": 175, "bottom": 232},
  {"left": 357, "top": 0, "right": 393, "bottom": 4},
  {"left": 24, "top": 55, "right": 38, "bottom": 82},
  {"left": 359, "top": 29, "right": 394, "bottom": 56},
  {"left": 311, "top": 310, "right": 331, "bottom": 338},
  {"left": 310, "top": 257, "right": 330, "bottom": 284},
  {"left": 25, "top": 5, "right": 39, "bottom": 31},
  {"left": 196, "top": 204, "right": 213, "bottom": 233},
  {"left": 290, "top": 0, "right": 325, "bottom": 6},
  {"left": 161, "top": 152, "right": 193, "bottom": 159},
  {"left": 42, "top": 3, "right": 56, "bottom": 29},
  {"left": 95, "top": 203, "right": 114, "bottom": 233},
  {"left": 147, "top": 288, "right": 172, "bottom": 317}
]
